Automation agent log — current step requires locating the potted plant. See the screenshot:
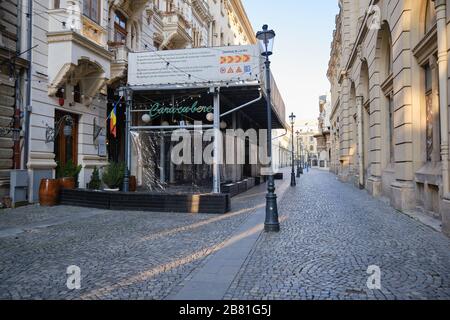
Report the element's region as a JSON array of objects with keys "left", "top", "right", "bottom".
[
  {"left": 87, "top": 167, "right": 101, "bottom": 191},
  {"left": 102, "top": 162, "right": 125, "bottom": 191},
  {"left": 56, "top": 160, "right": 82, "bottom": 190}
]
